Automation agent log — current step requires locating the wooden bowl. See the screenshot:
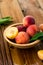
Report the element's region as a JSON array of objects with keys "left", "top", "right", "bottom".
[{"left": 3, "top": 23, "right": 40, "bottom": 49}]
